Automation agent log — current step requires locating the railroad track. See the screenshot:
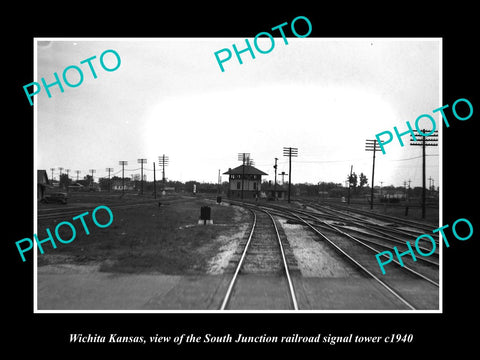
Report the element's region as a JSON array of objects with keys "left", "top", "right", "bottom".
[
  {"left": 37, "top": 202, "right": 152, "bottom": 221},
  {"left": 307, "top": 200, "right": 439, "bottom": 234},
  {"left": 220, "top": 205, "right": 298, "bottom": 310},
  {"left": 266, "top": 205, "right": 438, "bottom": 309},
  {"left": 224, "top": 200, "right": 439, "bottom": 310},
  {"left": 261, "top": 201, "right": 440, "bottom": 263},
  {"left": 37, "top": 196, "right": 194, "bottom": 221},
  {"left": 295, "top": 202, "right": 441, "bottom": 270},
  {"left": 293, "top": 204, "right": 440, "bottom": 263}
]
